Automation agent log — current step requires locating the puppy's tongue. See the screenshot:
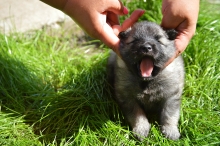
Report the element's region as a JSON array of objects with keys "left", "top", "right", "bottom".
[{"left": 140, "top": 58, "right": 153, "bottom": 77}]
